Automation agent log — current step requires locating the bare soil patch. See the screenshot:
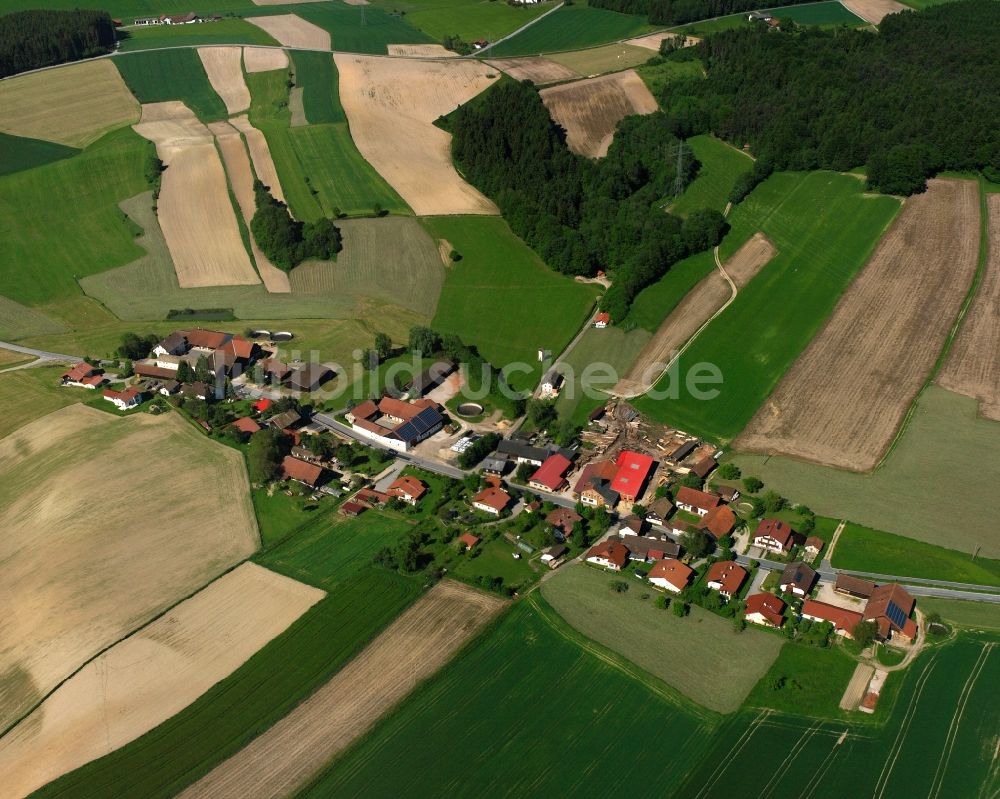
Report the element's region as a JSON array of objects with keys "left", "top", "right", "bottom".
[
  {"left": 198, "top": 46, "right": 251, "bottom": 115},
  {"left": 625, "top": 31, "right": 699, "bottom": 51},
  {"left": 179, "top": 581, "right": 505, "bottom": 799},
  {"left": 437, "top": 238, "right": 454, "bottom": 267},
  {"left": 485, "top": 56, "right": 580, "bottom": 84},
  {"left": 840, "top": 0, "right": 908, "bottom": 23},
  {"left": 614, "top": 233, "right": 774, "bottom": 397},
  {"left": 208, "top": 120, "right": 292, "bottom": 292},
  {"left": 0, "top": 405, "right": 258, "bottom": 735},
  {"left": 247, "top": 14, "right": 330, "bottom": 50},
  {"left": 839, "top": 663, "right": 875, "bottom": 710},
  {"left": 229, "top": 113, "right": 287, "bottom": 204},
  {"left": 0, "top": 564, "right": 321, "bottom": 799},
  {"left": 540, "top": 69, "right": 657, "bottom": 158},
  {"left": 0, "top": 60, "right": 139, "bottom": 148},
  {"left": 335, "top": 54, "right": 500, "bottom": 216},
  {"left": 738, "top": 178, "right": 980, "bottom": 471},
  {"left": 134, "top": 102, "right": 259, "bottom": 288},
  {"left": 243, "top": 46, "right": 290, "bottom": 73},
  {"left": 939, "top": 194, "right": 1000, "bottom": 420},
  {"left": 387, "top": 44, "right": 456, "bottom": 58}
]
